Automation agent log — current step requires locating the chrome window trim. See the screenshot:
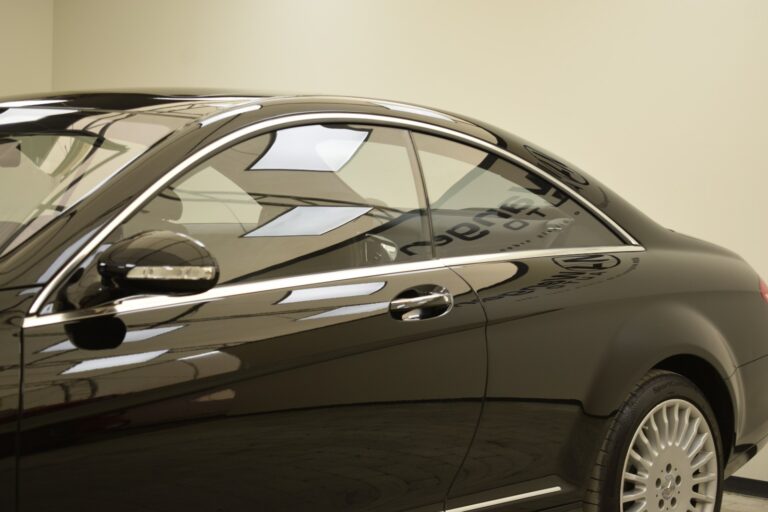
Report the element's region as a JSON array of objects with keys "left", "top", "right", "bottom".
[
  {"left": 26, "top": 111, "right": 641, "bottom": 317},
  {"left": 22, "top": 245, "right": 643, "bottom": 329},
  {"left": 444, "top": 486, "right": 562, "bottom": 512},
  {"left": 435, "top": 244, "right": 641, "bottom": 267}
]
